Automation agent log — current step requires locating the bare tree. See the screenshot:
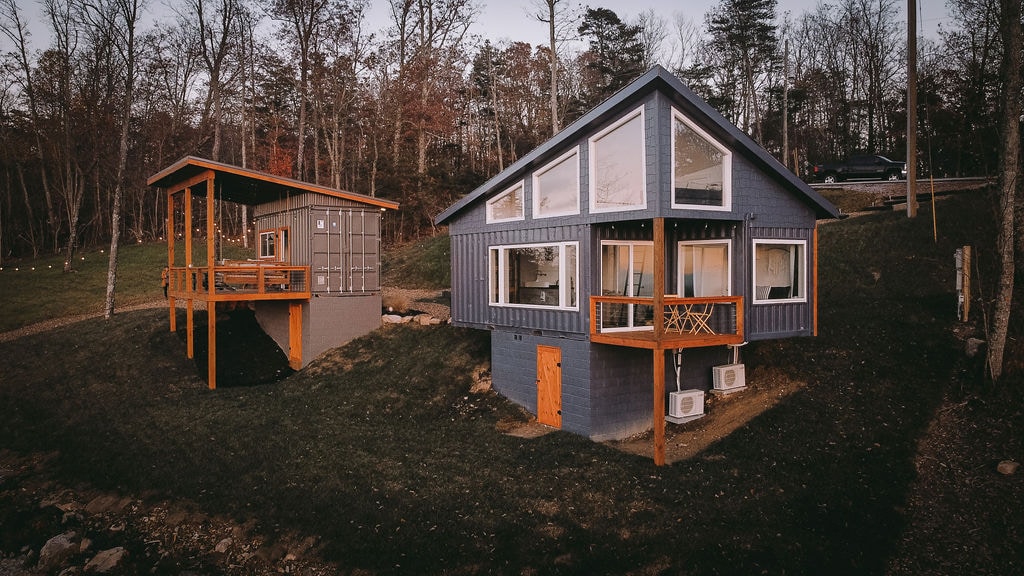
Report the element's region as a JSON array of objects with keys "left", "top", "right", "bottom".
[
  {"left": 268, "top": 0, "right": 336, "bottom": 180},
  {"left": 633, "top": 8, "right": 667, "bottom": 70},
  {"left": 988, "top": 0, "right": 1020, "bottom": 380},
  {"left": 187, "top": 0, "right": 242, "bottom": 162},
  {"left": 96, "top": 0, "right": 143, "bottom": 318},
  {"left": 530, "top": 0, "right": 574, "bottom": 136},
  {"left": 0, "top": 0, "right": 59, "bottom": 252}
]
